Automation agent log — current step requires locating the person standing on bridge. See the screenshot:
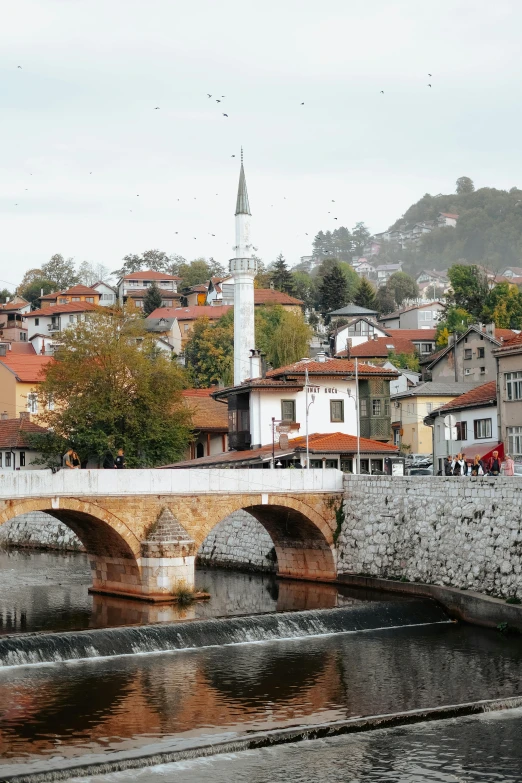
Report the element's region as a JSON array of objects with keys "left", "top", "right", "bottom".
[
  {"left": 115, "top": 448, "right": 126, "bottom": 469},
  {"left": 64, "top": 449, "right": 80, "bottom": 469},
  {"left": 503, "top": 454, "right": 515, "bottom": 476}
]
